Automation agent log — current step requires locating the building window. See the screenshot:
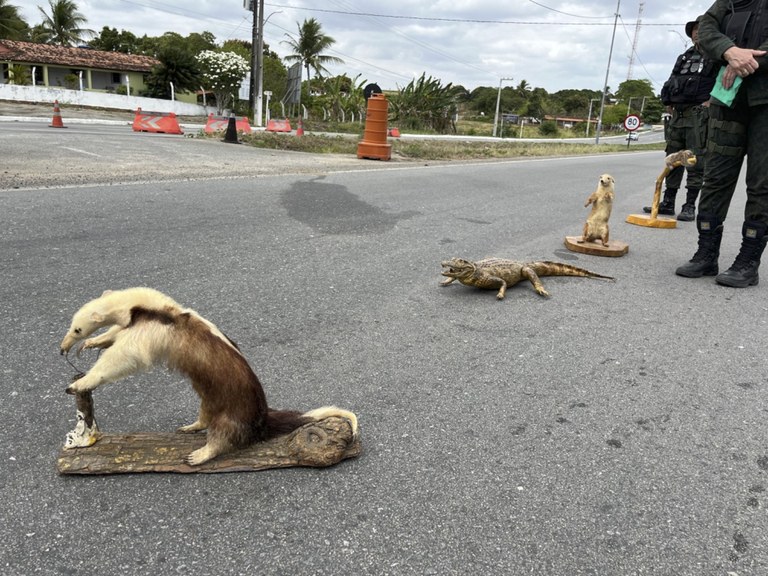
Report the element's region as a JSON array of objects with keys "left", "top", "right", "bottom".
[{"left": 112, "top": 72, "right": 122, "bottom": 84}]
